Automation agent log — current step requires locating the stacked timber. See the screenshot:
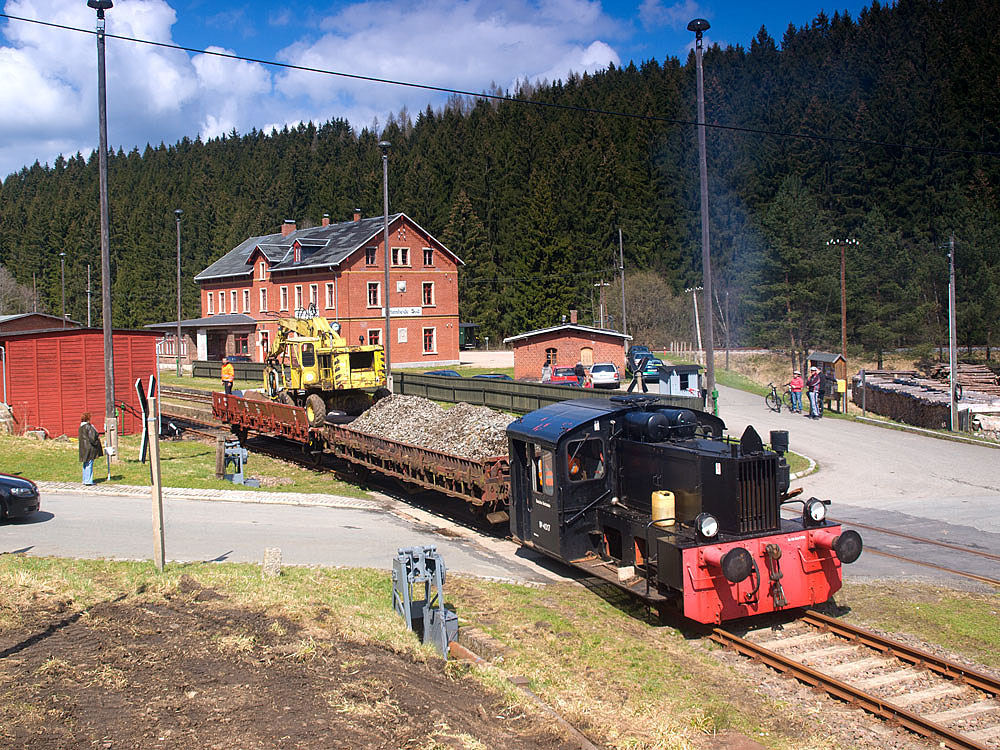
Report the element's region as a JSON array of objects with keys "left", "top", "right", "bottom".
[
  {"left": 853, "top": 369, "right": 1000, "bottom": 430},
  {"left": 348, "top": 395, "right": 511, "bottom": 460},
  {"left": 924, "top": 363, "right": 1000, "bottom": 396}
]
